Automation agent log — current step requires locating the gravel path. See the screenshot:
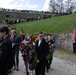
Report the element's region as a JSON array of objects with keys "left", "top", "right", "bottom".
[
  {"left": 46, "top": 57, "right": 76, "bottom": 75},
  {"left": 9, "top": 50, "right": 76, "bottom": 75}
]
